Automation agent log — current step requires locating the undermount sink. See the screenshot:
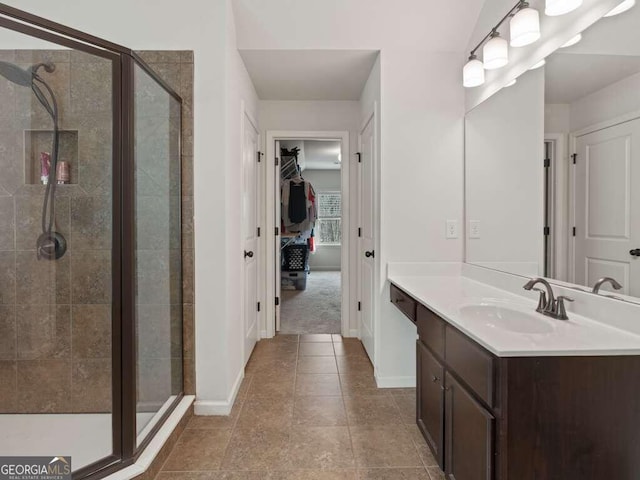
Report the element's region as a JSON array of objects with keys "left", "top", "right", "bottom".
[{"left": 459, "top": 304, "right": 555, "bottom": 334}]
